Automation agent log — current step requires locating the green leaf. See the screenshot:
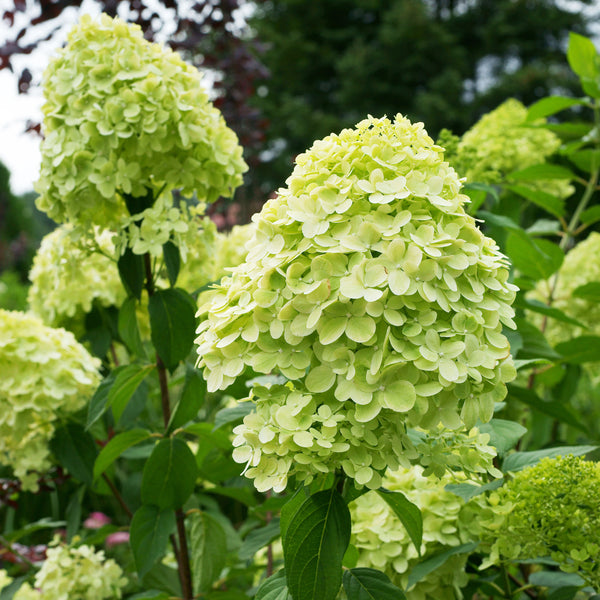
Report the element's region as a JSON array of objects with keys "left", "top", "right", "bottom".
[
  {"left": 343, "top": 568, "right": 406, "bottom": 600},
  {"left": 118, "top": 297, "right": 145, "bottom": 356},
  {"left": 87, "top": 369, "right": 120, "bottom": 429},
  {"left": 406, "top": 542, "right": 478, "bottom": 589},
  {"left": 503, "top": 445, "right": 598, "bottom": 472},
  {"left": 118, "top": 247, "right": 145, "bottom": 300},
  {"left": 478, "top": 210, "right": 521, "bottom": 232},
  {"left": 506, "top": 233, "right": 563, "bottom": 281},
  {"left": 573, "top": 282, "right": 600, "bottom": 303},
  {"left": 255, "top": 570, "right": 292, "bottom": 600},
  {"left": 127, "top": 592, "right": 170, "bottom": 600},
  {"left": 514, "top": 296, "right": 586, "bottom": 329},
  {"left": 580, "top": 205, "right": 600, "bottom": 225},
  {"left": 66, "top": 485, "right": 85, "bottom": 543},
  {"left": 130, "top": 505, "right": 175, "bottom": 579},
  {"left": 509, "top": 163, "right": 576, "bottom": 182},
  {"left": 93, "top": 428, "right": 152, "bottom": 481},
  {"left": 3, "top": 518, "right": 67, "bottom": 544},
  {"left": 515, "top": 318, "right": 562, "bottom": 361},
  {"left": 141, "top": 437, "right": 198, "bottom": 509},
  {"left": 108, "top": 363, "right": 155, "bottom": 423},
  {"left": 343, "top": 544, "right": 360, "bottom": 569},
  {"left": 507, "top": 384, "right": 587, "bottom": 432},
  {"left": 0, "top": 576, "right": 28, "bottom": 600},
  {"left": 526, "top": 96, "right": 587, "bottom": 122},
  {"left": 163, "top": 241, "right": 181, "bottom": 287},
  {"left": 478, "top": 419, "right": 527, "bottom": 456},
  {"left": 445, "top": 479, "right": 504, "bottom": 502},
  {"left": 213, "top": 401, "right": 254, "bottom": 430},
  {"left": 167, "top": 364, "right": 207, "bottom": 433},
  {"left": 529, "top": 571, "right": 585, "bottom": 589},
  {"left": 283, "top": 488, "right": 351, "bottom": 600},
  {"left": 50, "top": 423, "right": 98, "bottom": 486},
  {"left": 505, "top": 184, "right": 565, "bottom": 218},
  {"left": 567, "top": 32, "right": 599, "bottom": 80},
  {"left": 189, "top": 511, "right": 228, "bottom": 595},
  {"left": 376, "top": 489, "right": 422, "bottom": 555},
  {"left": 568, "top": 149, "right": 600, "bottom": 173},
  {"left": 547, "top": 587, "right": 581, "bottom": 600},
  {"left": 149, "top": 288, "right": 197, "bottom": 370},
  {"left": 556, "top": 335, "right": 600, "bottom": 364},
  {"left": 280, "top": 486, "right": 308, "bottom": 543},
  {"left": 239, "top": 518, "right": 281, "bottom": 561}
]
